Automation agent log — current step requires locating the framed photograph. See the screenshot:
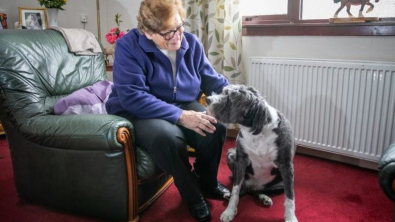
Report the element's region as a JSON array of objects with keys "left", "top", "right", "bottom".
[{"left": 18, "top": 7, "right": 48, "bottom": 30}]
